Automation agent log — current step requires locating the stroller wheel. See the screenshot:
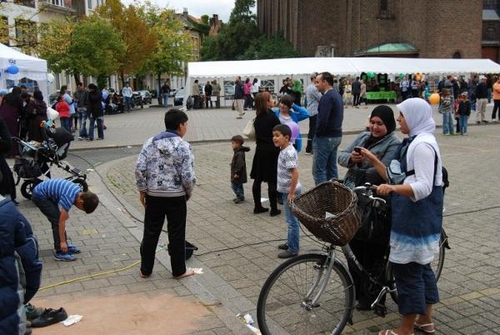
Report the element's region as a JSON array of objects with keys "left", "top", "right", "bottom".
[{"left": 21, "top": 179, "right": 42, "bottom": 200}]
